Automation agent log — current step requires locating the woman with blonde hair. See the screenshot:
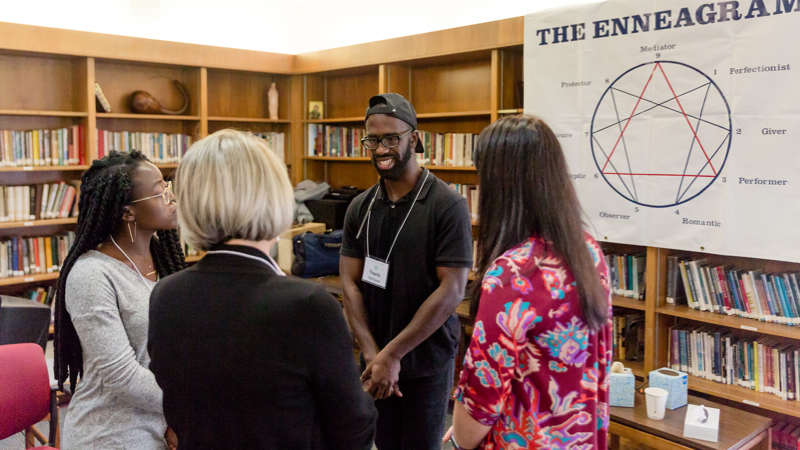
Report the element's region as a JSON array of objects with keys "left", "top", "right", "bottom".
[
  {"left": 445, "top": 116, "right": 612, "bottom": 450},
  {"left": 148, "top": 129, "right": 376, "bottom": 449}
]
